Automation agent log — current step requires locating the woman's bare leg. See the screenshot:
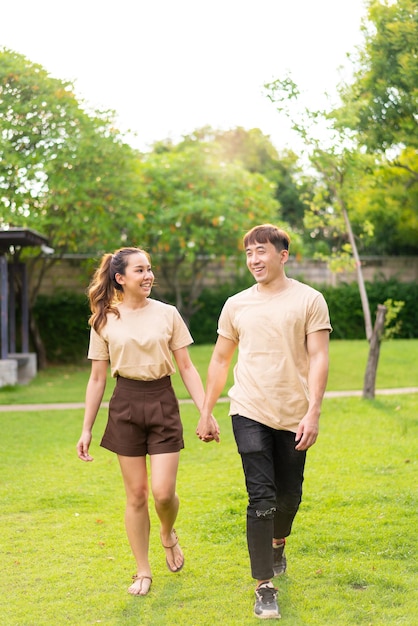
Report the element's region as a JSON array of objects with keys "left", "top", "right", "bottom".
[
  {"left": 118, "top": 455, "right": 152, "bottom": 594},
  {"left": 150, "top": 452, "right": 184, "bottom": 571}
]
